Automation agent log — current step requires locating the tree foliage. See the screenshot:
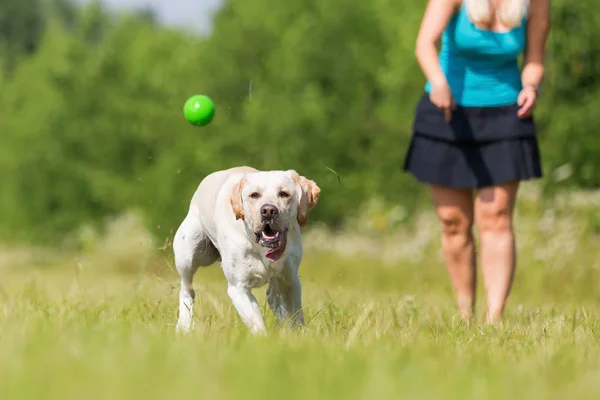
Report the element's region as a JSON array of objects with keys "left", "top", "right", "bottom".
[{"left": 0, "top": 0, "right": 598, "bottom": 245}]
